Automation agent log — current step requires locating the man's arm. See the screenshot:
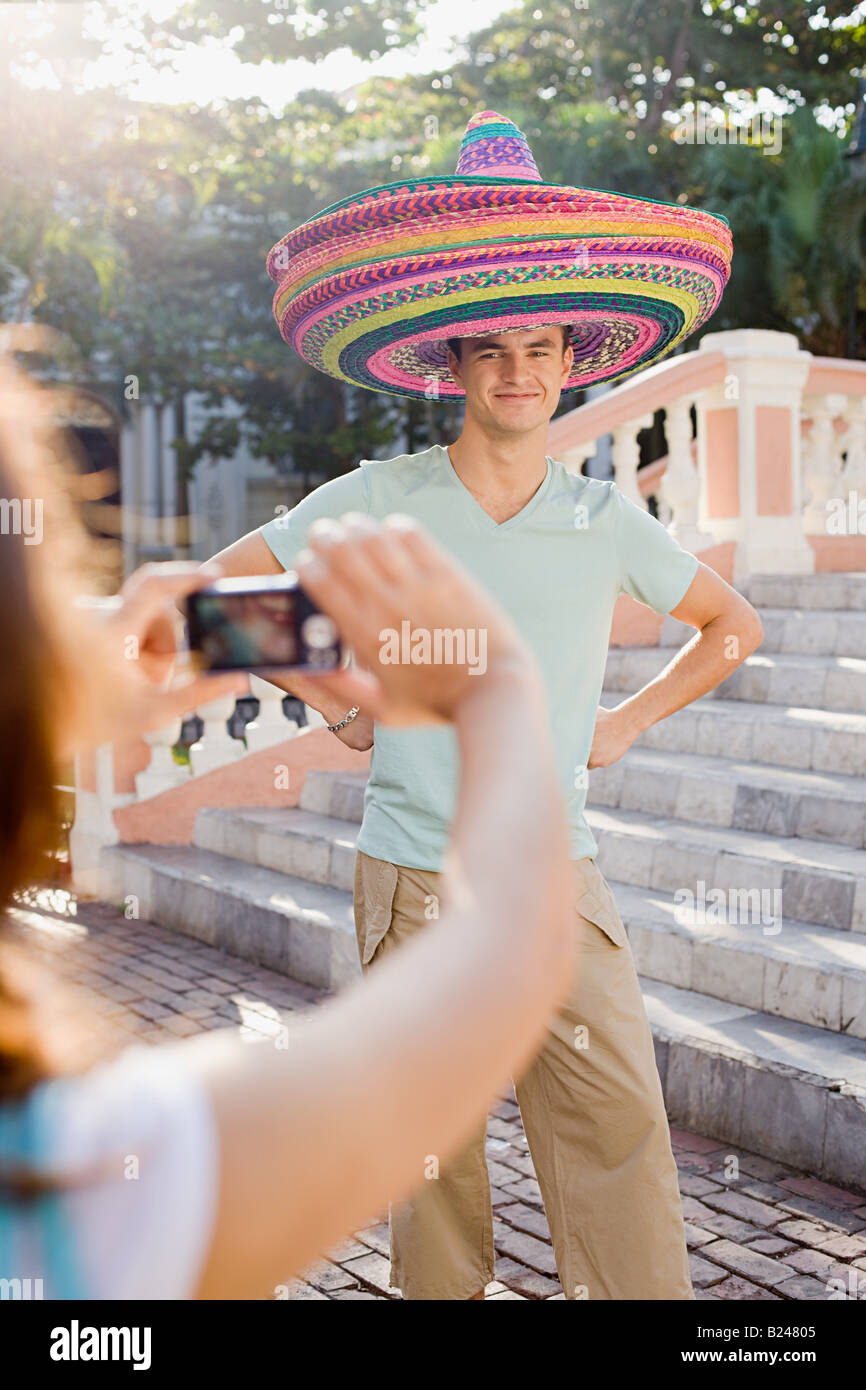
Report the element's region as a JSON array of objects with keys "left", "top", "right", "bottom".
[
  {"left": 209, "top": 528, "right": 285, "bottom": 579},
  {"left": 206, "top": 528, "right": 374, "bottom": 751},
  {"left": 589, "top": 561, "right": 764, "bottom": 768}
]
